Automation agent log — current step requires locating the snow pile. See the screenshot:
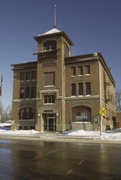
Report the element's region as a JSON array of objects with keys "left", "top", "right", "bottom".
[
  {"left": 0, "top": 129, "right": 40, "bottom": 137},
  {"left": 0, "top": 127, "right": 121, "bottom": 141},
  {"left": 63, "top": 129, "right": 100, "bottom": 136},
  {"left": 62, "top": 129, "right": 121, "bottom": 141},
  {"left": 0, "top": 123, "right": 11, "bottom": 127}
]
